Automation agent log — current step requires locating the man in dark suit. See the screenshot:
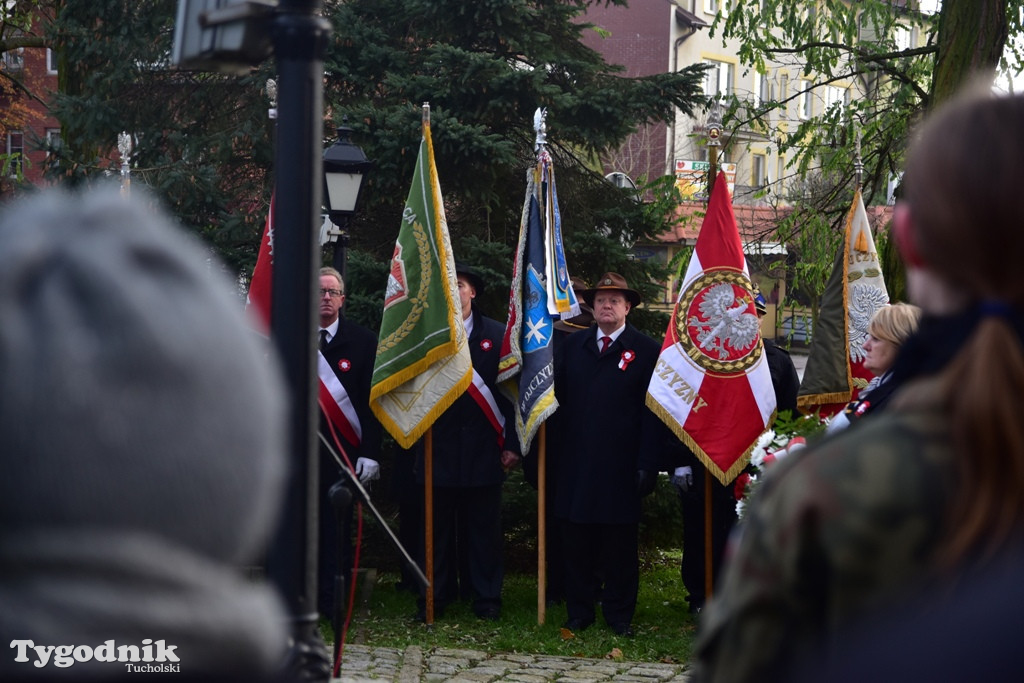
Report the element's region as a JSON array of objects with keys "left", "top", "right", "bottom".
[
  {"left": 316, "top": 266, "right": 383, "bottom": 622},
  {"left": 552, "top": 272, "right": 664, "bottom": 637},
  {"left": 755, "top": 287, "right": 800, "bottom": 418},
  {"left": 522, "top": 277, "right": 593, "bottom": 606},
  {"left": 669, "top": 284, "right": 800, "bottom": 615},
  {"left": 414, "top": 263, "right": 521, "bottom": 621}
]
